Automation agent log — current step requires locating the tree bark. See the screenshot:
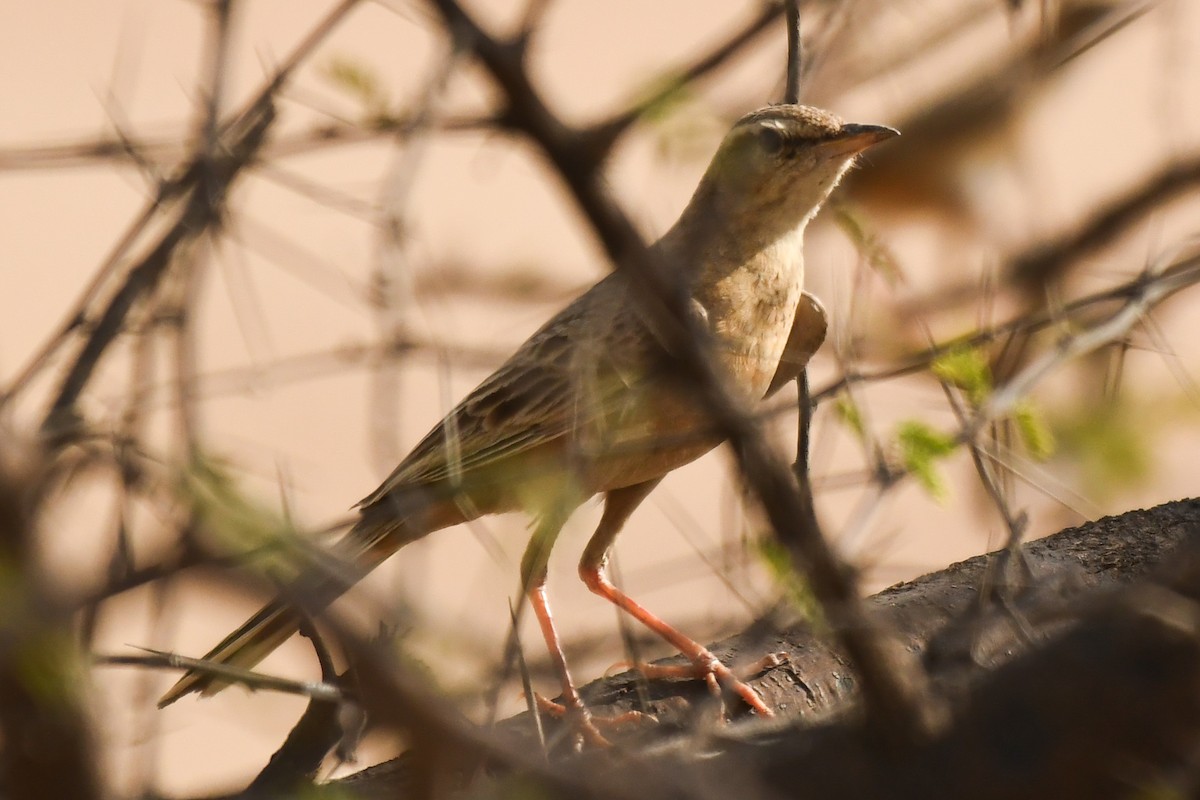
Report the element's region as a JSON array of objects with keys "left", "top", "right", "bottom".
[{"left": 320, "top": 498, "right": 1200, "bottom": 799}]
